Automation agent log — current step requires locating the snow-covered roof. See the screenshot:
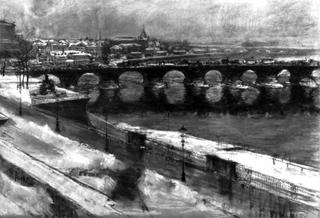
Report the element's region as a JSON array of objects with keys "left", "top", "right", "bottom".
[{"left": 69, "top": 41, "right": 88, "bottom": 47}]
